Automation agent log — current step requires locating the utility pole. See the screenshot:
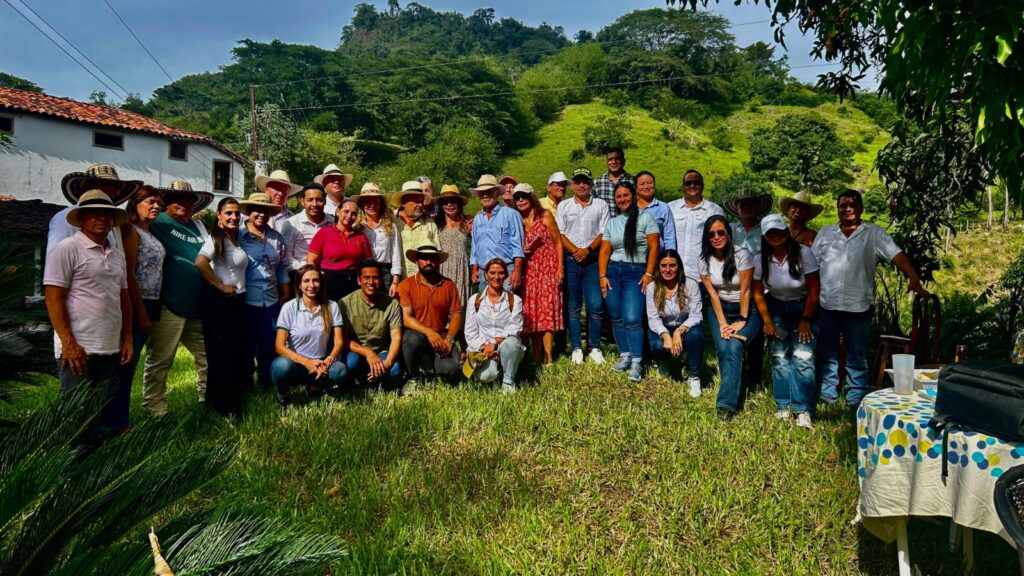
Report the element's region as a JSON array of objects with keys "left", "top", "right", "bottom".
[{"left": 249, "top": 85, "right": 260, "bottom": 161}]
